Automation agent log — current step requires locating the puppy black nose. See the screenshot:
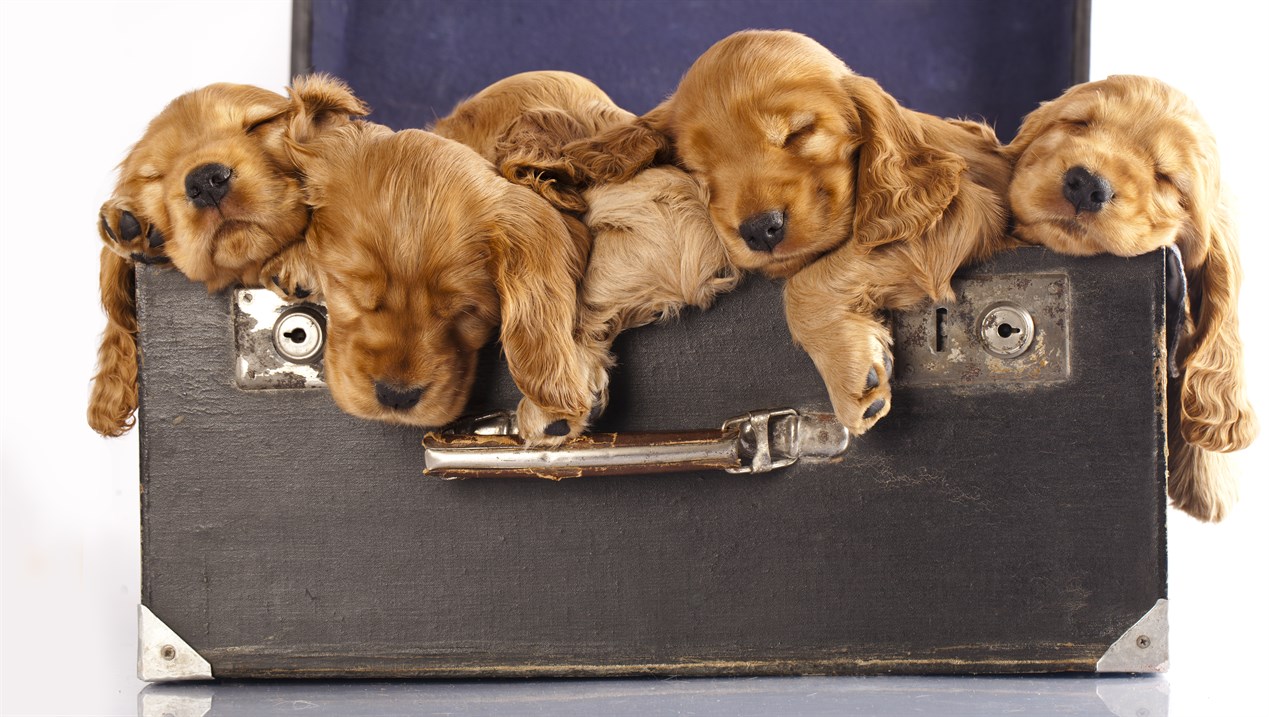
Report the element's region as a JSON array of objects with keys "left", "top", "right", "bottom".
[
  {"left": 185, "top": 163, "right": 233, "bottom": 208},
  {"left": 1062, "top": 166, "right": 1113, "bottom": 214},
  {"left": 738, "top": 210, "right": 786, "bottom": 252},
  {"left": 374, "top": 382, "right": 424, "bottom": 411}
]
